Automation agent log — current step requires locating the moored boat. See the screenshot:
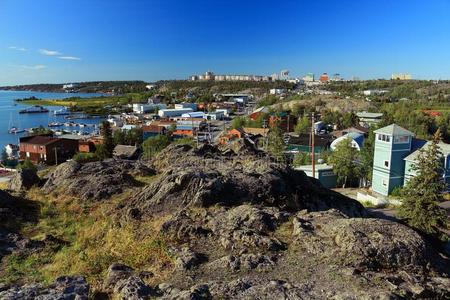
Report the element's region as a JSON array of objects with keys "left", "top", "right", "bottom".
[
  {"left": 48, "top": 122, "right": 63, "bottom": 127},
  {"left": 19, "top": 105, "right": 49, "bottom": 114},
  {"left": 54, "top": 107, "right": 71, "bottom": 115},
  {"left": 8, "top": 126, "right": 25, "bottom": 134}
]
